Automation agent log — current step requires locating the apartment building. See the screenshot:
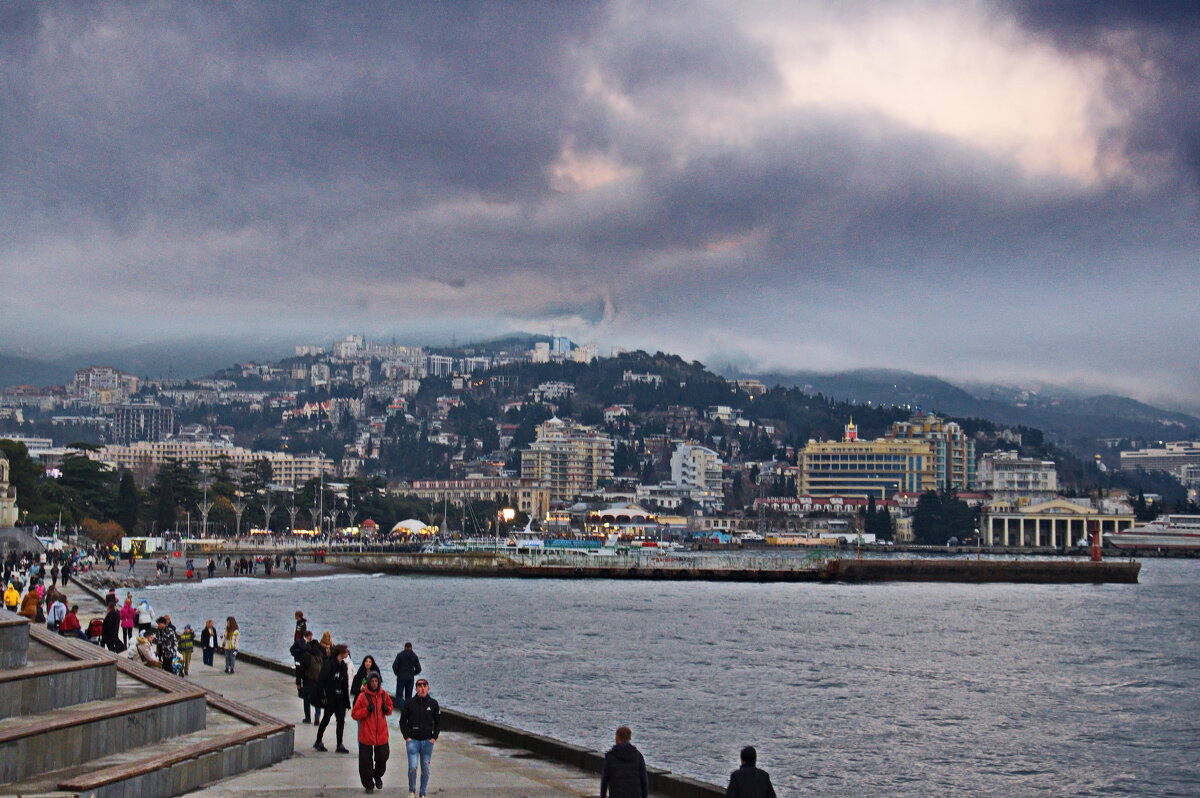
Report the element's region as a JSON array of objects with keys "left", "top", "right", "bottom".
[
  {"left": 94, "top": 440, "right": 333, "bottom": 486},
  {"left": 886, "top": 413, "right": 976, "bottom": 490},
  {"left": 405, "top": 477, "right": 551, "bottom": 520},
  {"left": 976, "top": 450, "right": 1057, "bottom": 502},
  {"left": 520, "top": 418, "right": 614, "bottom": 503}
]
